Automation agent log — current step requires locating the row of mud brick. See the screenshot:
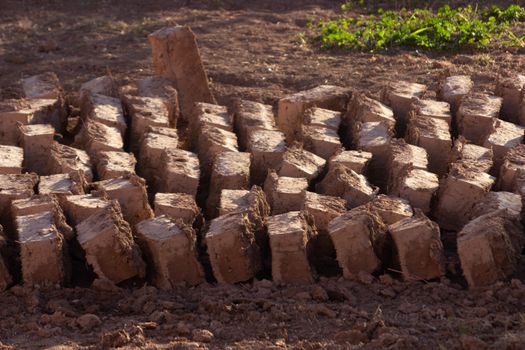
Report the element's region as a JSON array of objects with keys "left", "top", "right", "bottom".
[{"left": 1, "top": 26, "right": 525, "bottom": 293}]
